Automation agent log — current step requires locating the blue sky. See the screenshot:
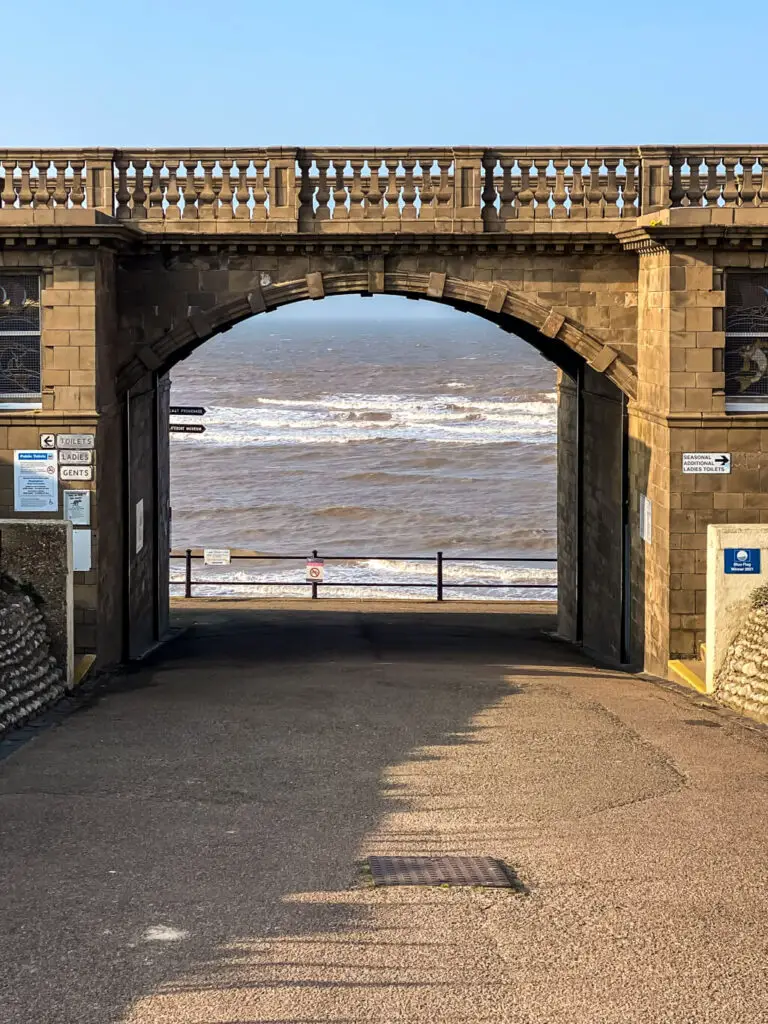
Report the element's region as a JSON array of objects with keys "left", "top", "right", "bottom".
[
  {"left": 6, "top": 0, "right": 767, "bottom": 147},
  {"left": 10, "top": 1, "right": 765, "bottom": 322}
]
